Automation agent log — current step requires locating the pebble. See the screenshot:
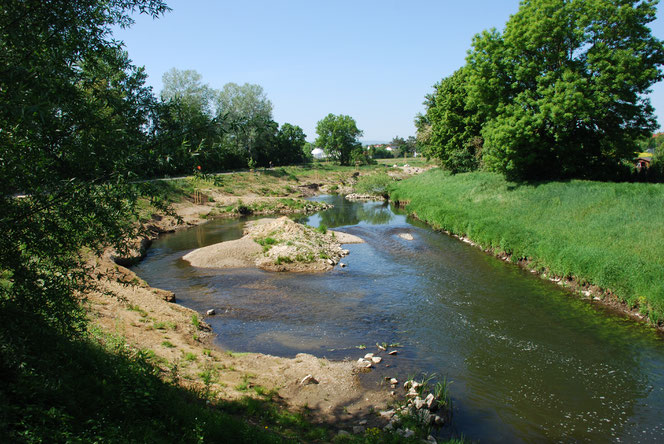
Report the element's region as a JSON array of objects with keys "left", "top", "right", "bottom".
[
  {"left": 300, "top": 374, "right": 318, "bottom": 385},
  {"left": 390, "top": 377, "right": 398, "bottom": 385},
  {"left": 364, "top": 353, "right": 374, "bottom": 359},
  {"left": 425, "top": 393, "right": 437, "bottom": 410},
  {"left": 379, "top": 409, "right": 396, "bottom": 419},
  {"left": 388, "top": 350, "right": 398, "bottom": 355},
  {"left": 371, "top": 356, "right": 382, "bottom": 364},
  {"left": 339, "top": 262, "right": 346, "bottom": 268},
  {"left": 206, "top": 309, "right": 216, "bottom": 316},
  {"left": 376, "top": 343, "right": 387, "bottom": 351}
]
